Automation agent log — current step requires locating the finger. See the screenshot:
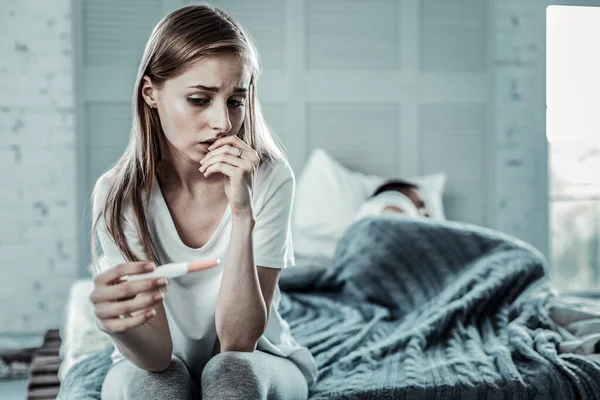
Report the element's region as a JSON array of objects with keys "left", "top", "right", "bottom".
[
  {"left": 207, "top": 143, "right": 260, "bottom": 167},
  {"left": 99, "top": 308, "right": 157, "bottom": 334},
  {"left": 90, "top": 277, "right": 168, "bottom": 304},
  {"left": 204, "top": 140, "right": 259, "bottom": 169},
  {"left": 200, "top": 153, "right": 246, "bottom": 174},
  {"left": 94, "top": 262, "right": 155, "bottom": 287},
  {"left": 208, "top": 135, "right": 251, "bottom": 152},
  {"left": 200, "top": 145, "right": 239, "bottom": 167},
  {"left": 202, "top": 144, "right": 237, "bottom": 160},
  {"left": 203, "top": 161, "right": 244, "bottom": 179},
  {"left": 94, "top": 290, "right": 164, "bottom": 319}
]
